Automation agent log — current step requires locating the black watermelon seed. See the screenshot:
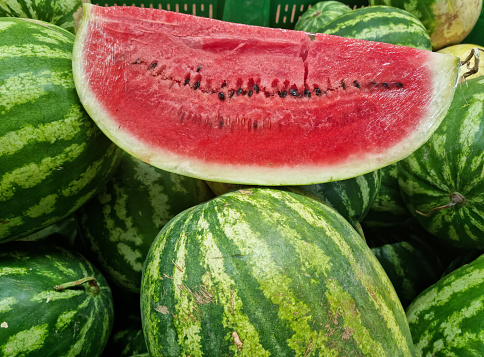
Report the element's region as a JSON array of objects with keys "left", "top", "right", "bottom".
[
  {"left": 279, "top": 90, "right": 287, "bottom": 98},
  {"left": 196, "top": 65, "right": 202, "bottom": 72},
  {"left": 248, "top": 89, "right": 253, "bottom": 97},
  {"left": 149, "top": 62, "right": 158, "bottom": 70},
  {"left": 221, "top": 81, "right": 227, "bottom": 88},
  {"left": 371, "top": 81, "right": 378, "bottom": 87},
  {"left": 304, "top": 89, "right": 311, "bottom": 97},
  {"left": 229, "top": 90, "right": 235, "bottom": 98},
  {"left": 254, "top": 84, "right": 260, "bottom": 93},
  {"left": 253, "top": 121, "right": 258, "bottom": 129},
  {"left": 236, "top": 88, "right": 243, "bottom": 96},
  {"left": 314, "top": 88, "right": 322, "bottom": 96},
  {"left": 288, "top": 88, "right": 298, "bottom": 96},
  {"left": 353, "top": 80, "right": 360, "bottom": 89},
  {"left": 341, "top": 81, "right": 346, "bottom": 90},
  {"left": 184, "top": 78, "right": 190, "bottom": 86},
  {"left": 194, "top": 81, "right": 200, "bottom": 90},
  {"left": 218, "top": 92, "right": 225, "bottom": 100},
  {"left": 395, "top": 82, "right": 404, "bottom": 88},
  {"left": 382, "top": 82, "right": 389, "bottom": 89},
  {"left": 133, "top": 58, "right": 141, "bottom": 64}
]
